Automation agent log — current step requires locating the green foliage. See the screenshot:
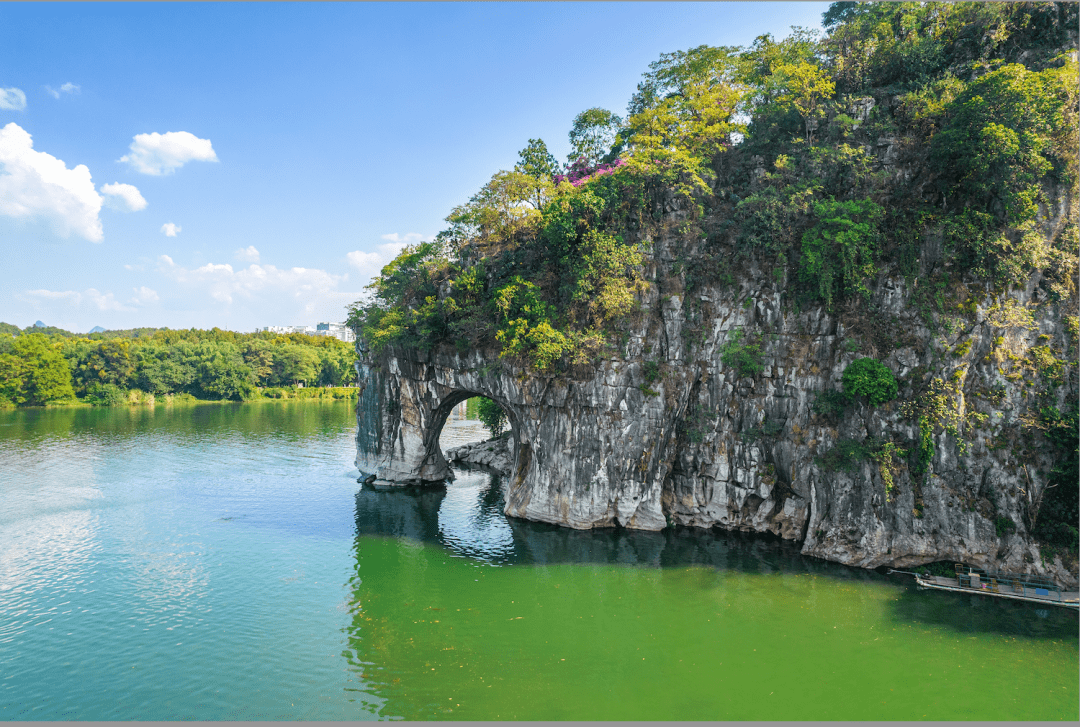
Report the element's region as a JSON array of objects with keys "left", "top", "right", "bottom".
[
  {"left": 629, "top": 44, "right": 742, "bottom": 116},
  {"left": 817, "top": 438, "right": 873, "bottom": 472},
  {"left": 86, "top": 382, "right": 127, "bottom": 406},
  {"left": 771, "top": 60, "right": 835, "bottom": 142},
  {"left": 567, "top": 108, "right": 623, "bottom": 167},
  {"left": 799, "top": 198, "right": 883, "bottom": 308},
  {"left": 445, "top": 171, "right": 543, "bottom": 244},
  {"left": 568, "top": 230, "right": 644, "bottom": 326},
  {"left": 348, "top": 241, "right": 448, "bottom": 354},
  {"left": 736, "top": 175, "right": 818, "bottom": 253},
  {"left": 1033, "top": 406, "right": 1079, "bottom": 552},
  {"left": 995, "top": 516, "right": 1017, "bottom": 538},
  {"left": 476, "top": 397, "right": 508, "bottom": 440},
  {"left": 871, "top": 441, "right": 907, "bottom": 500},
  {"left": 720, "top": 329, "right": 764, "bottom": 378},
  {"left": 931, "top": 61, "right": 1078, "bottom": 225},
  {"left": 0, "top": 334, "right": 76, "bottom": 406},
  {"left": 817, "top": 437, "right": 906, "bottom": 499},
  {"left": 681, "top": 404, "right": 712, "bottom": 445},
  {"left": 737, "top": 29, "right": 824, "bottom": 152},
  {"left": 0, "top": 329, "right": 355, "bottom": 408},
  {"left": 842, "top": 357, "right": 898, "bottom": 406},
  {"left": 622, "top": 61, "right": 742, "bottom": 199},
  {"left": 822, "top": 2, "right": 1077, "bottom": 94},
  {"left": 901, "top": 378, "right": 965, "bottom": 474},
  {"left": 516, "top": 138, "right": 561, "bottom": 209},
  {"left": 812, "top": 389, "right": 851, "bottom": 421}
]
